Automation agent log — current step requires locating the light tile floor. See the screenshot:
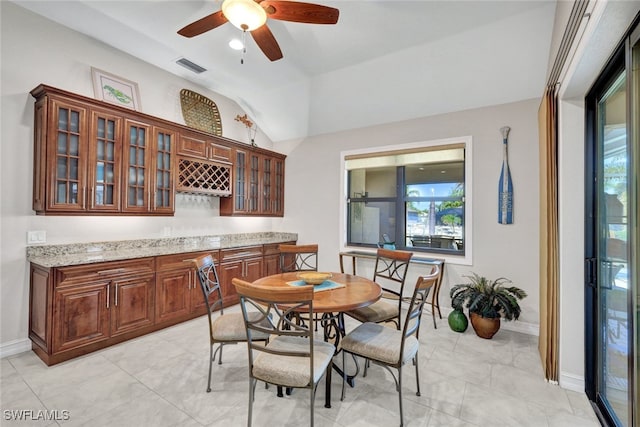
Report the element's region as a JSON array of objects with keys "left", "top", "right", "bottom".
[{"left": 1, "top": 307, "right": 601, "bottom": 427}]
